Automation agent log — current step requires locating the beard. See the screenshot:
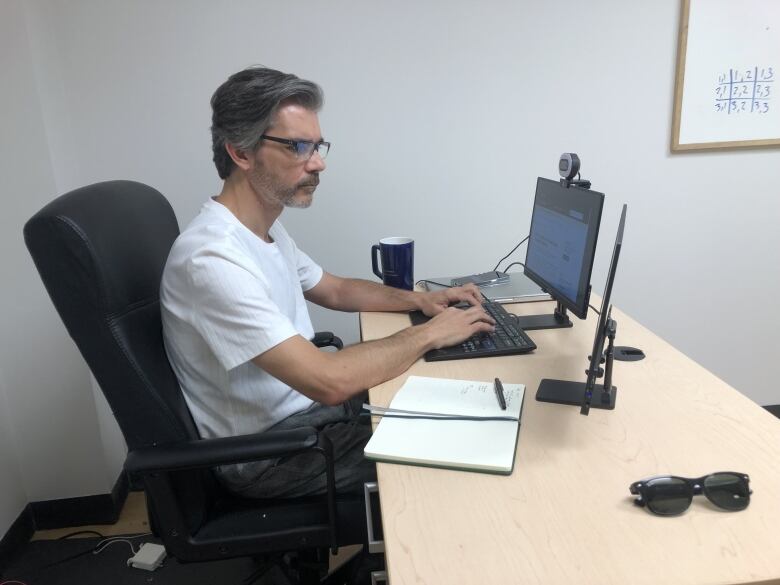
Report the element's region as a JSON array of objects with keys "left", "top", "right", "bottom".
[{"left": 248, "top": 163, "right": 319, "bottom": 209}]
